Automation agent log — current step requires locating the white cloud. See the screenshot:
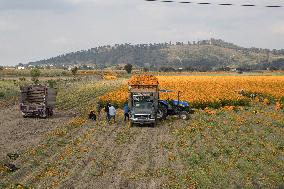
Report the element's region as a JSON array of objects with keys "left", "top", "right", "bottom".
[
  {"left": 270, "top": 24, "right": 284, "bottom": 35},
  {"left": 0, "top": 0, "right": 283, "bottom": 66},
  {"left": 0, "top": 20, "right": 18, "bottom": 32},
  {"left": 50, "top": 37, "right": 76, "bottom": 45}
]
